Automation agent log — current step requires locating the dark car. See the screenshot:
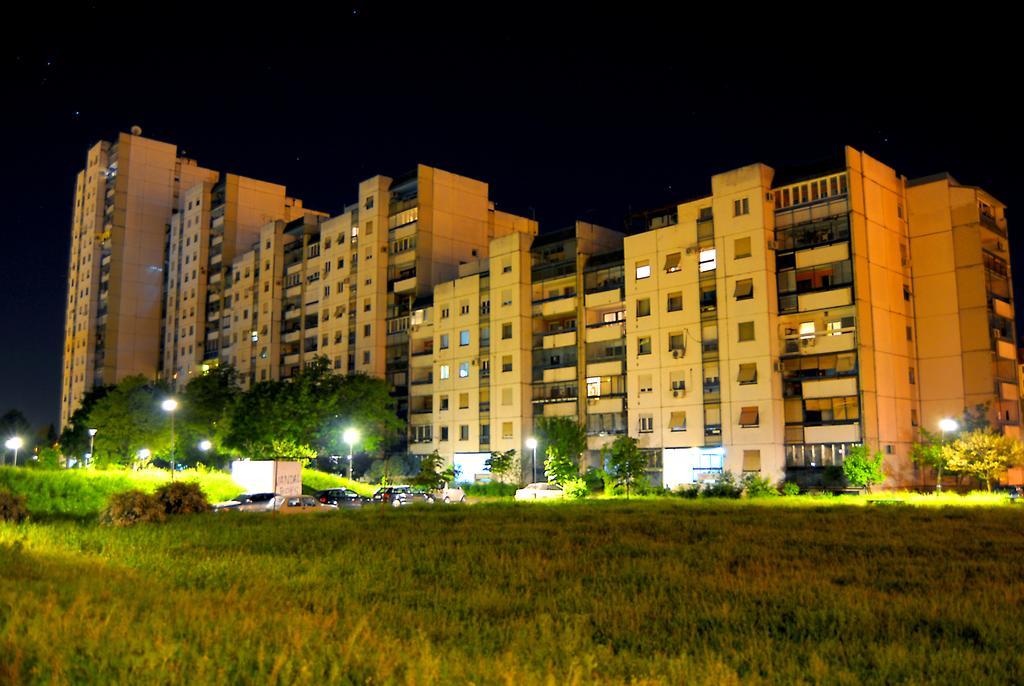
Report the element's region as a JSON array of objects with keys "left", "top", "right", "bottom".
[
  {"left": 315, "top": 488, "right": 366, "bottom": 509},
  {"left": 211, "top": 492, "right": 284, "bottom": 512},
  {"left": 371, "top": 485, "right": 434, "bottom": 507}
]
